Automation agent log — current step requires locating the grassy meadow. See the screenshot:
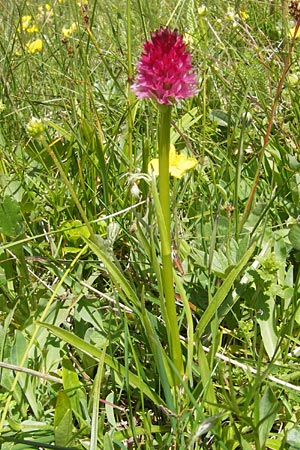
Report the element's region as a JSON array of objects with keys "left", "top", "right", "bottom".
[{"left": 1, "top": 0, "right": 300, "bottom": 448}]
